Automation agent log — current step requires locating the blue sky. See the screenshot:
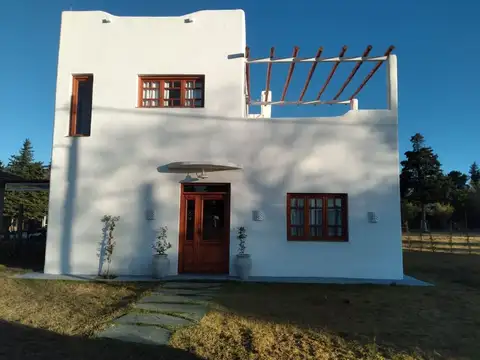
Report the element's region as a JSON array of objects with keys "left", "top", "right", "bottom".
[{"left": 0, "top": 0, "right": 478, "bottom": 173}]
